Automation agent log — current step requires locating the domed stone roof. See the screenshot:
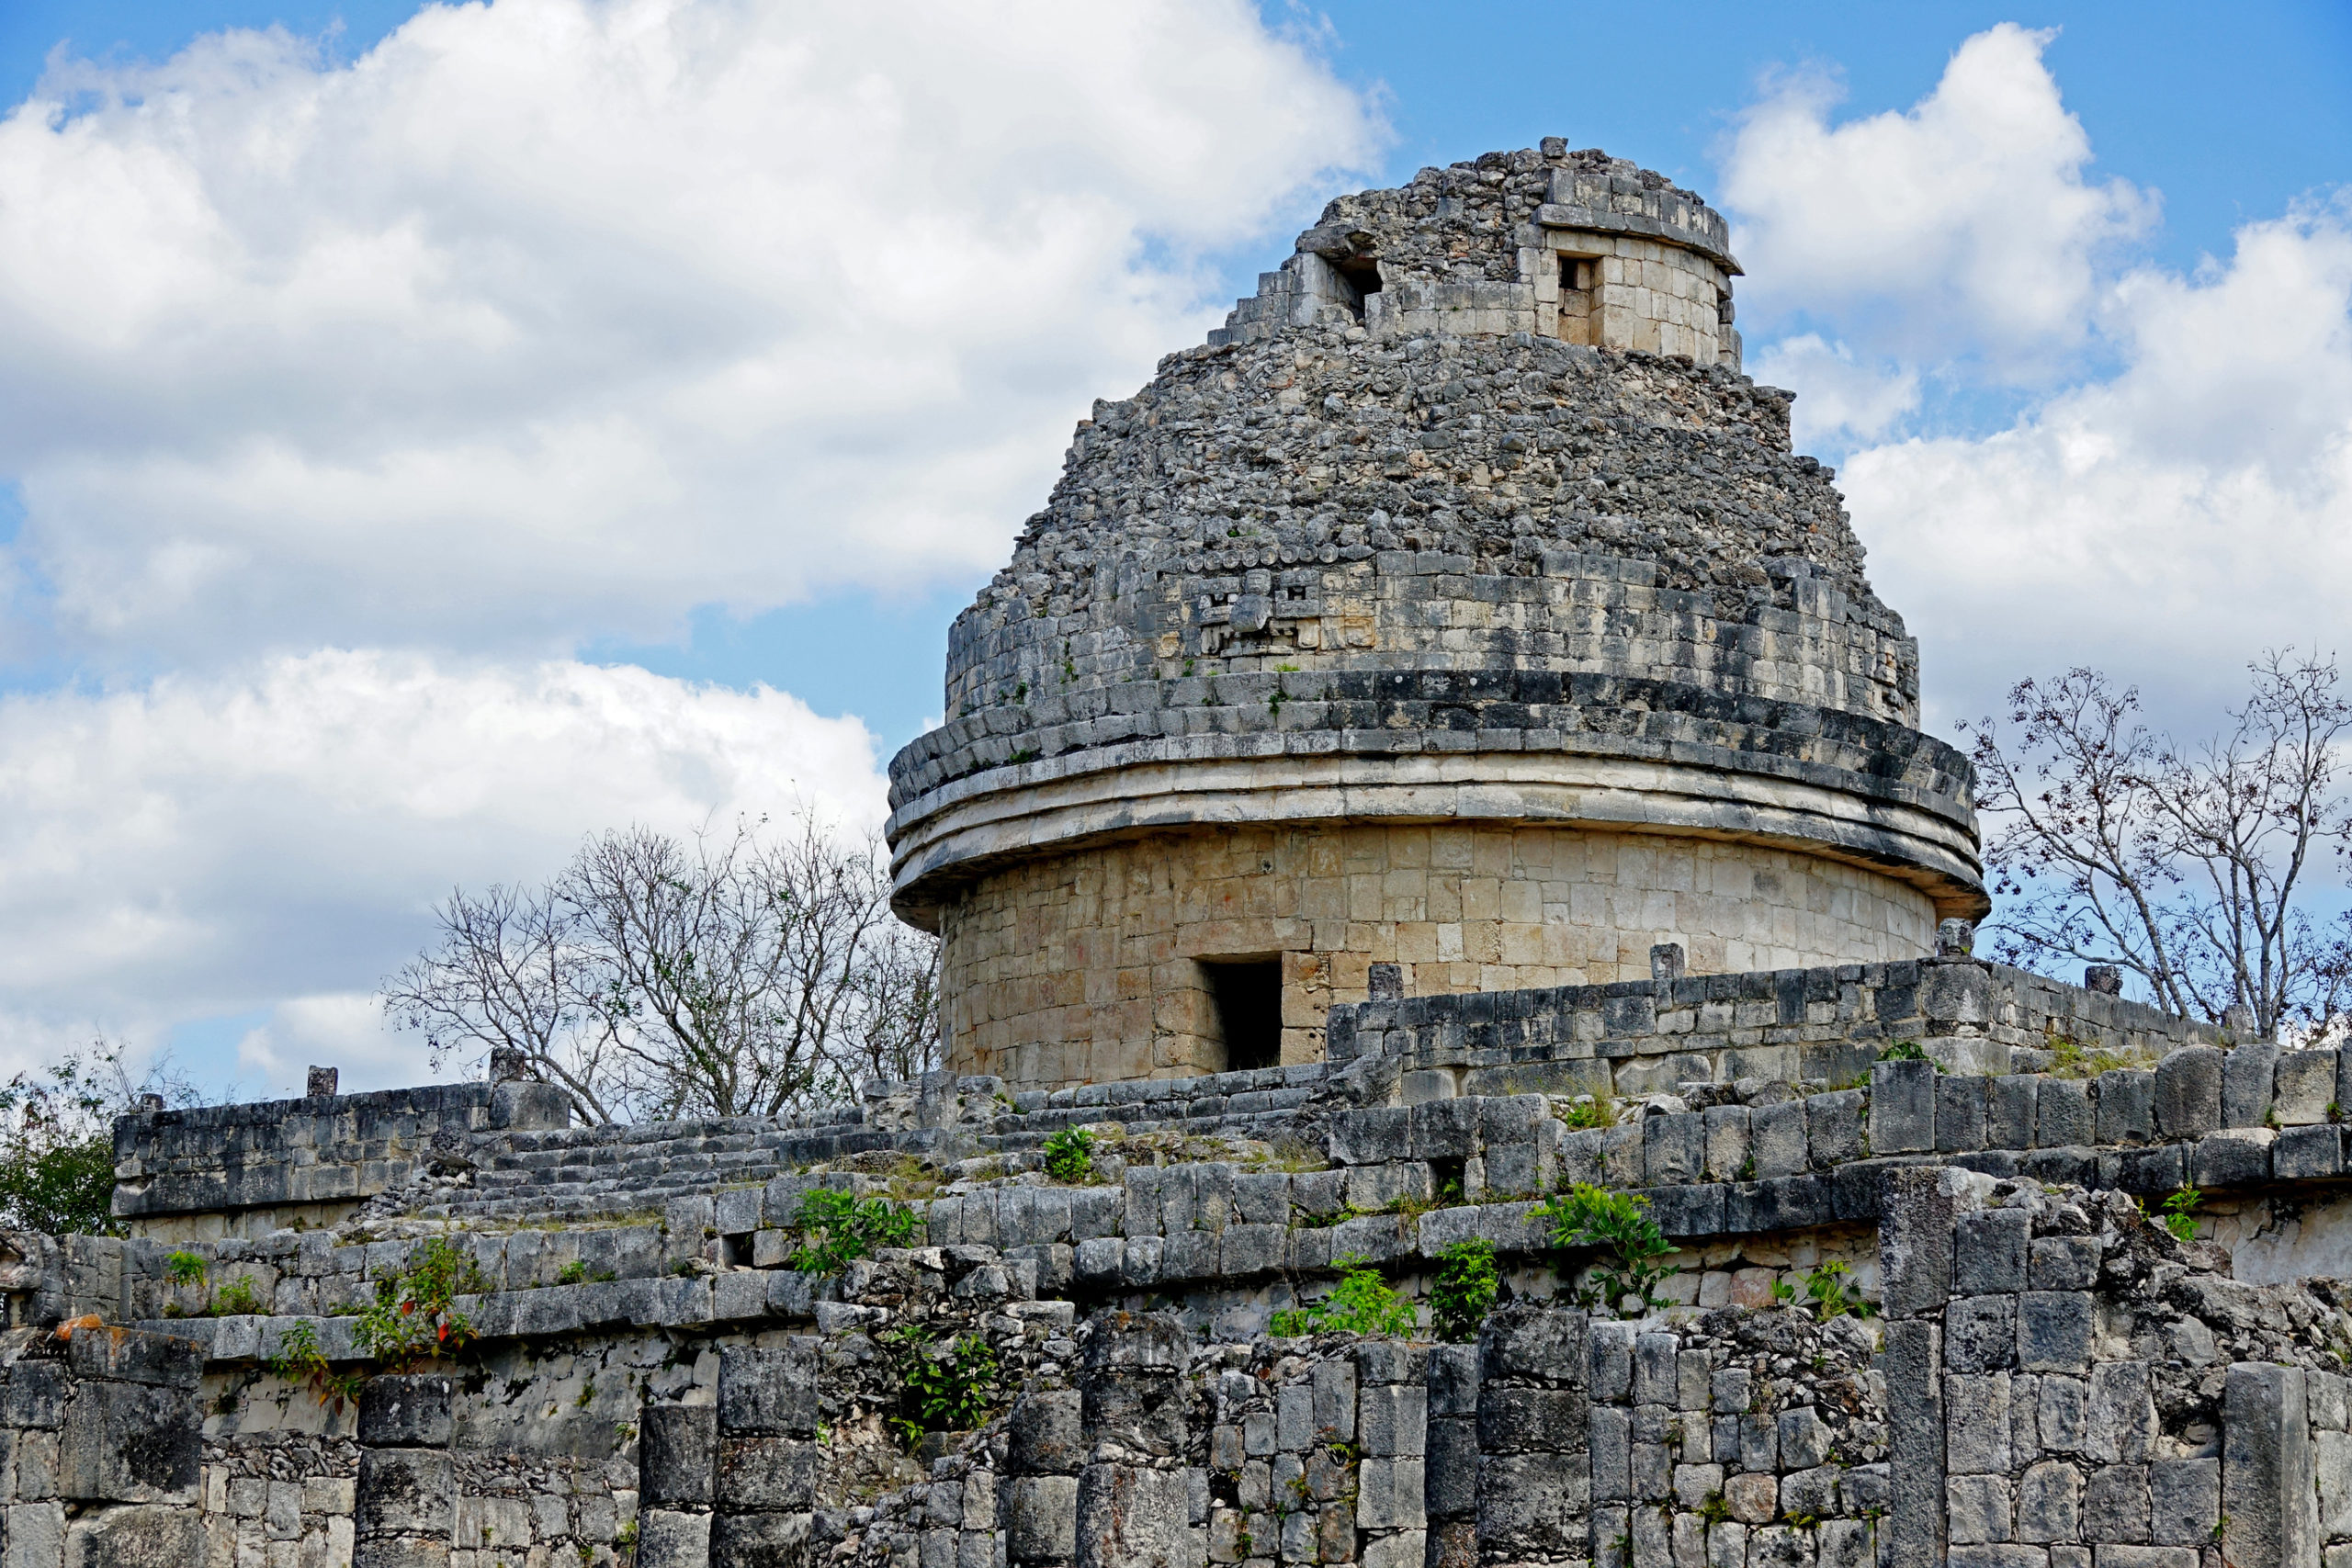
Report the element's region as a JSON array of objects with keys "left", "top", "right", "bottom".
[{"left": 884, "top": 145, "right": 1984, "bottom": 1088}]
